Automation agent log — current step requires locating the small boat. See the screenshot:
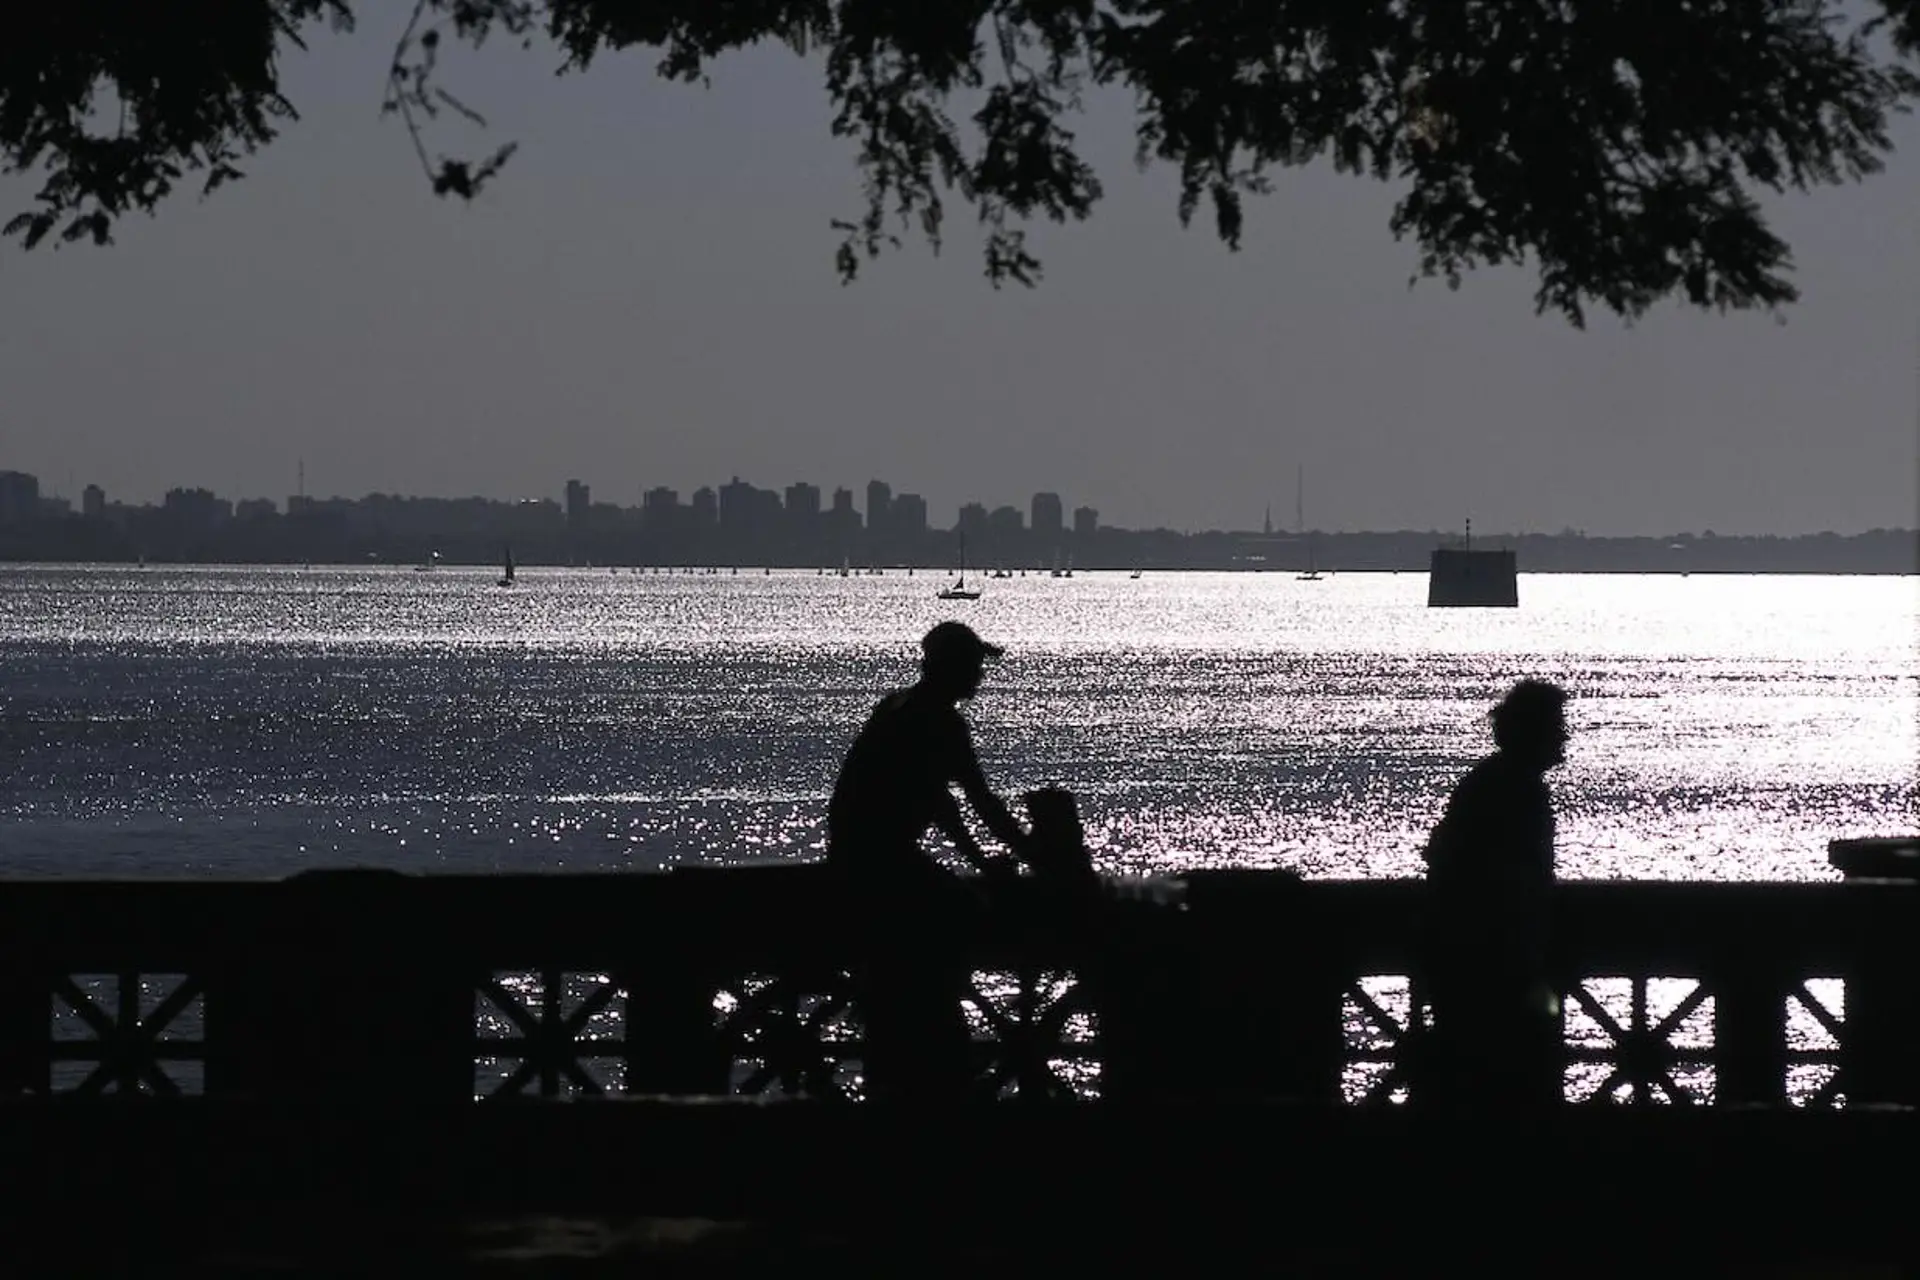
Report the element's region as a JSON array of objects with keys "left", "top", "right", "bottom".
[
  {"left": 937, "top": 535, "right": 982, "bottom": 601},
  {"left": 497, "top": 544, "right": 515, "bottom": 589},
  {"left": 1295, "top": 465, "right": 1326, "bottom": 581}
]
